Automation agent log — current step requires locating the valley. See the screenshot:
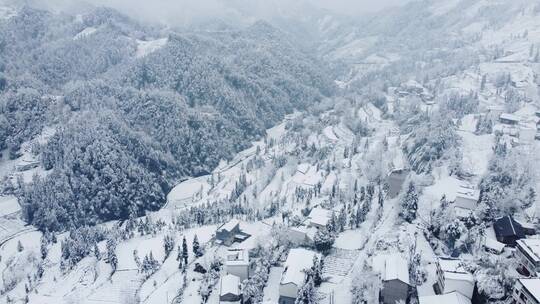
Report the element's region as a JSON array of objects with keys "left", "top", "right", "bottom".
[{"left": 1, "top": 1, "right": 540, "bottom": 304}]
